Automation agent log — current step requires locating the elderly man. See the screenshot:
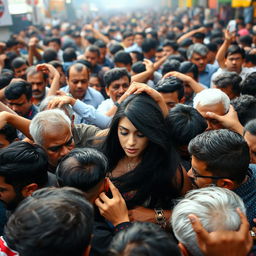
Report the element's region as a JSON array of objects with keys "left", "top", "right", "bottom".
[
  {"left": 172, "top": 187, "right": 250, "bottom": 256},
  {"left": 187, "top": 129, "right": 256, "bottom": 227},
  {"left": 187, "top": 43, "right": 218, "bottom": 88},
  {"left": 193, "top": 88, "right": 230, "bottom": 130}
]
